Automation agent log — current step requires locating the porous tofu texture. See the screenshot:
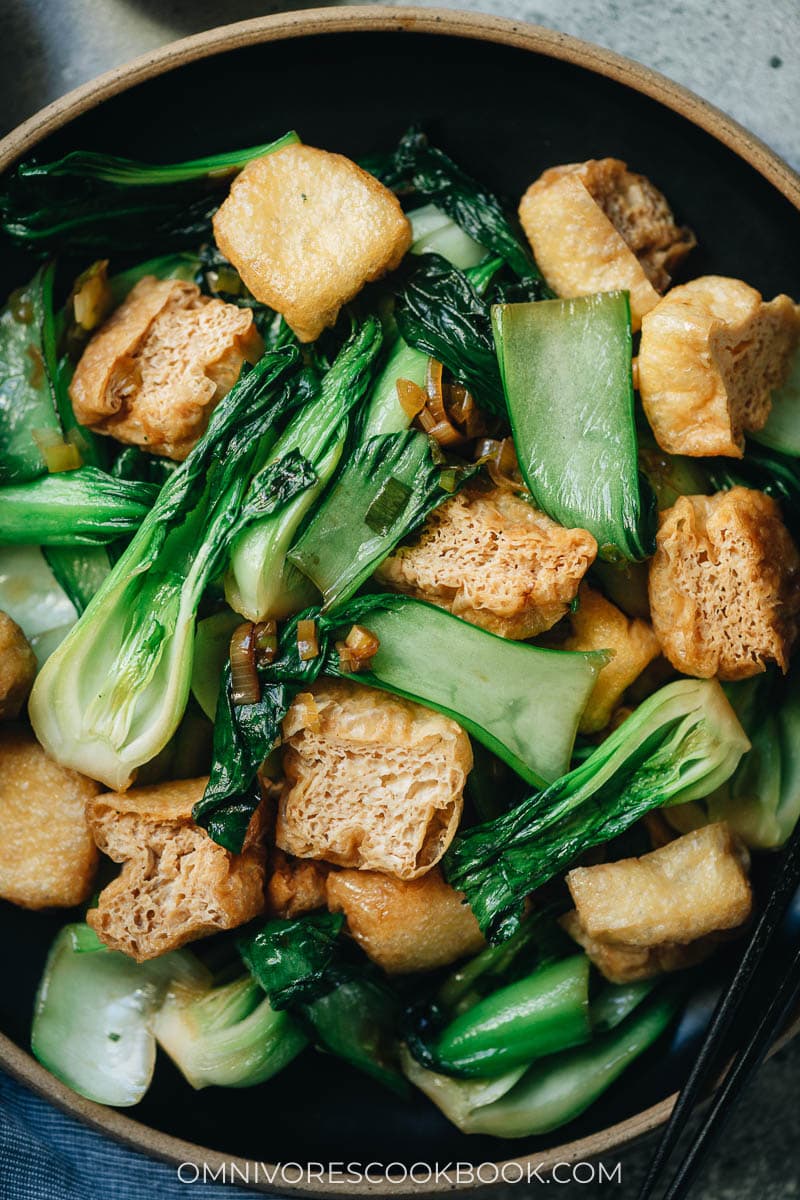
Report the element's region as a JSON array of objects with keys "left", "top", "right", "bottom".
[
  {"left": 560, "top": 910, "right": 718, "bottom": 985},
  {"left": 639, "top": 276, "right": 800, "bottom": 457},
  {"left": 266, "top": 848, "right": 329, "bottom": 919},
  {"left": 374, "top": 485, "right": 597, "bottom": 640},
  {"left": 561, "top": 584, "right": 661, "bottom": 733},
  {"left": 649, "top": 487, "right": 800, "bottom": 681},
  {"left": 276, "top": 678, "right": 472, "bottom": 880},
  {"left": 566, "top": 822, "right": 752, "bottom": 949},
  {"left": 86, "top": 778, "right": 267, "bottom": 961},
  {"left": 0, "top": 726, "right": 99, "bottom": 909},
  {"left": 69, "top": 276, "right": 263, "bottom": 460},
  {"left": 518, "top": 158, "right": 694, "bottom": 330},
  {"left": 326, "top": 867, "right": 484, "bottom": 975},
  {"left": 213, "top": 143, "right": 412, "bottom": 343},
  {"left": 0, "top": 611, "right": 36, "bottom": 720}
]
